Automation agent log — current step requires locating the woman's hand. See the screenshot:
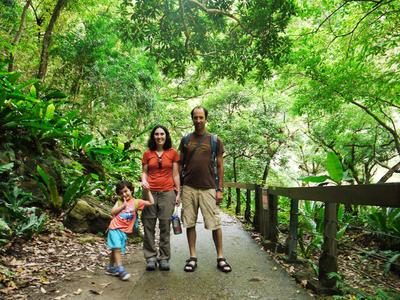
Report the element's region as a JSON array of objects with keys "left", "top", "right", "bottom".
[
  {"left": 175, "top": 192, "right": 181, "bottom": 206},
  {"left": 141, "top": 179, "right": 150, "bottom": 190}
]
